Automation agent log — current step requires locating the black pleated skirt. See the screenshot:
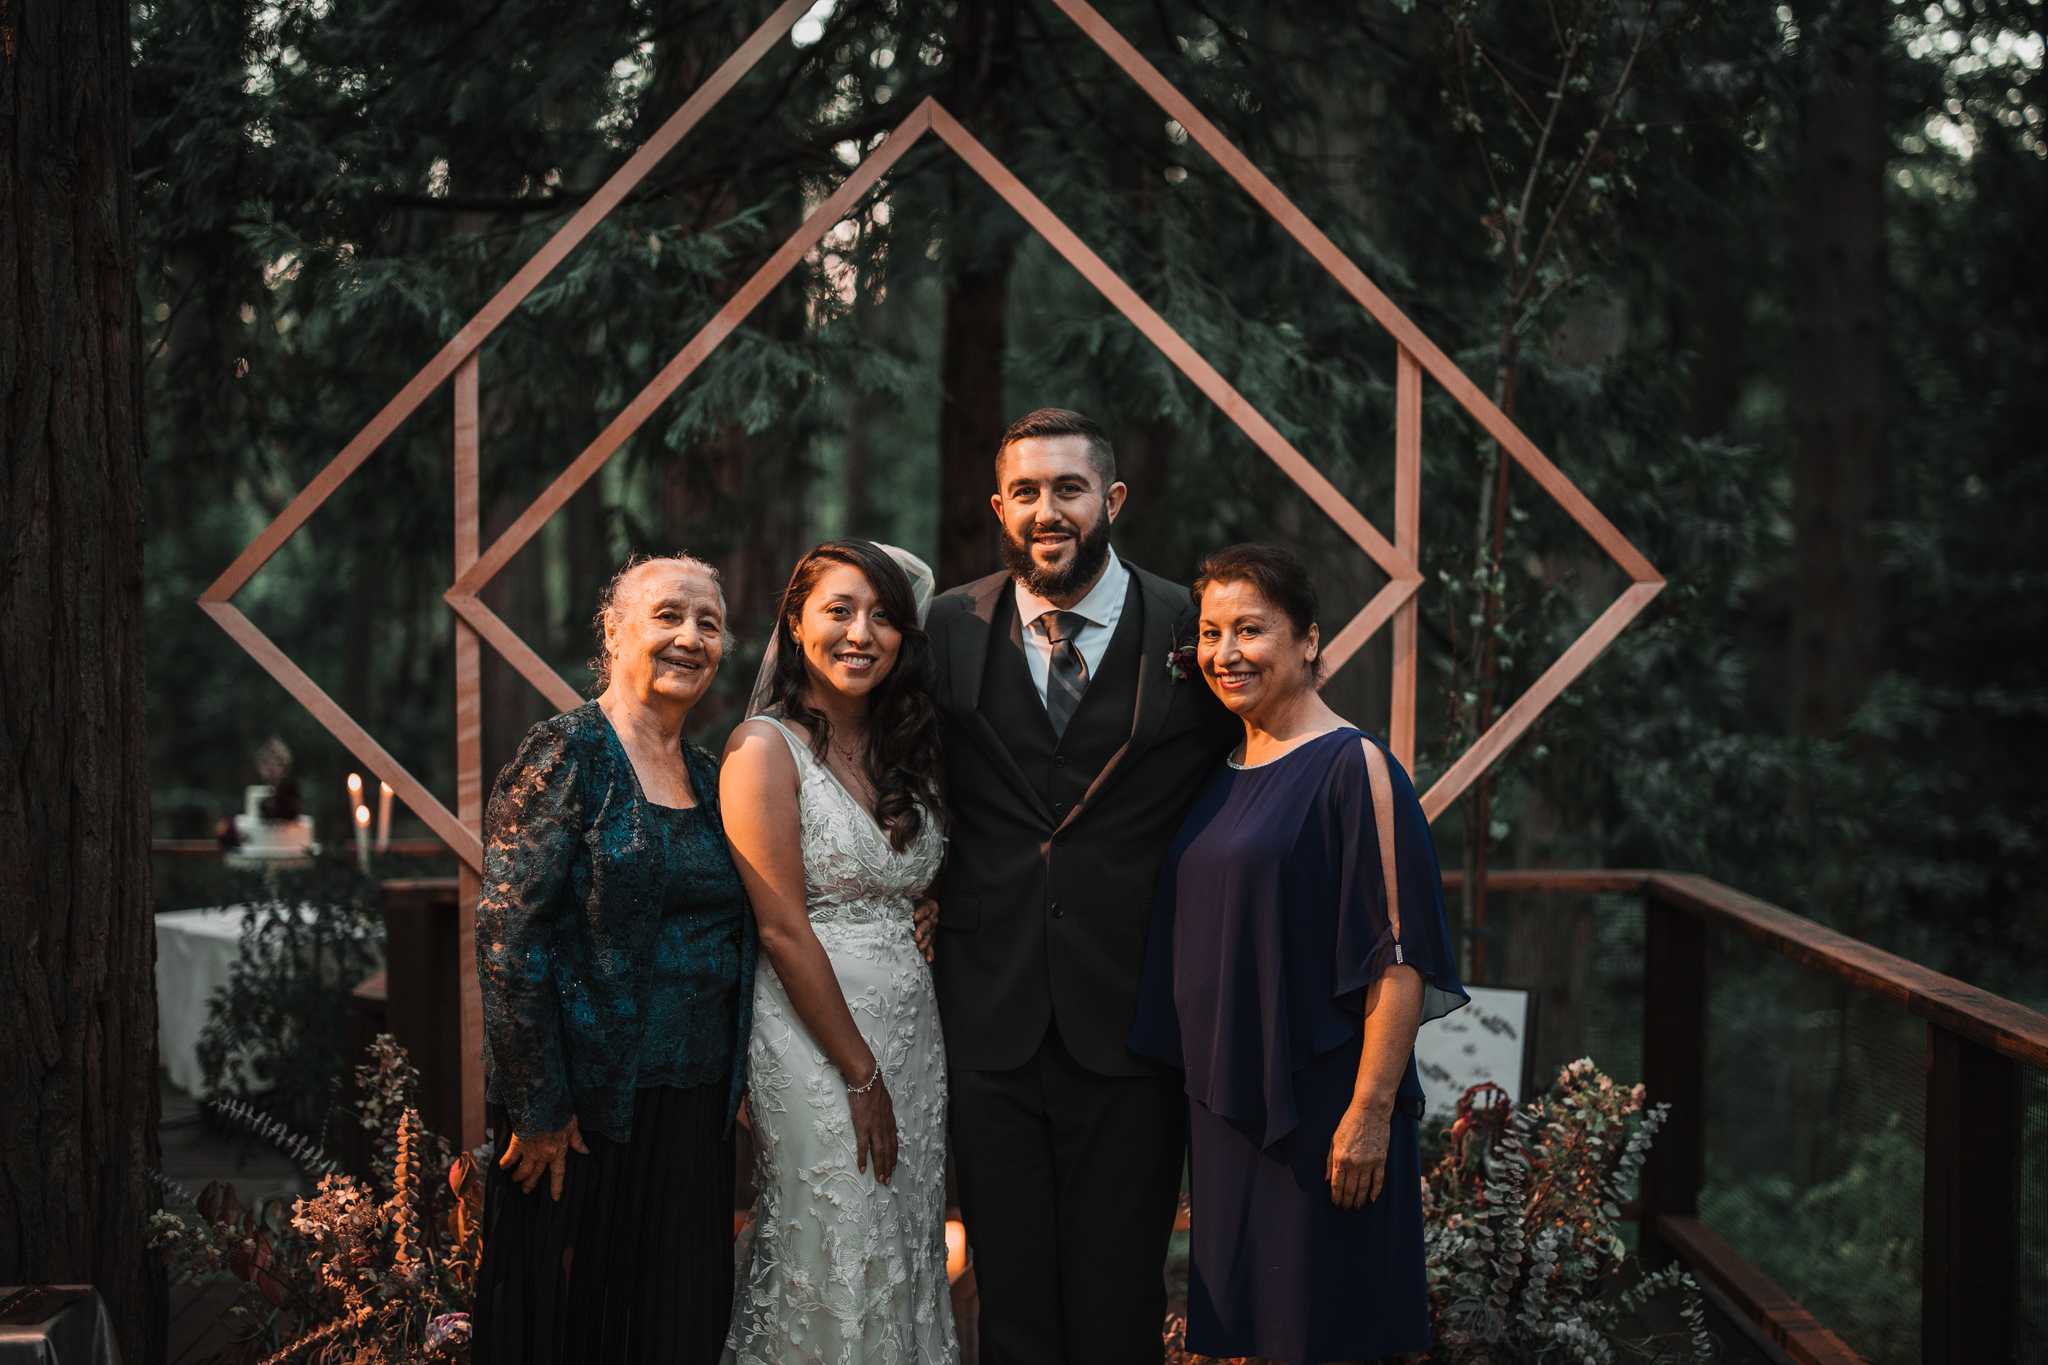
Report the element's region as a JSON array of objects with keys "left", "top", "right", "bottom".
[{"left": 472, "top": 1082, "right": 734, "bottom": 1365}]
